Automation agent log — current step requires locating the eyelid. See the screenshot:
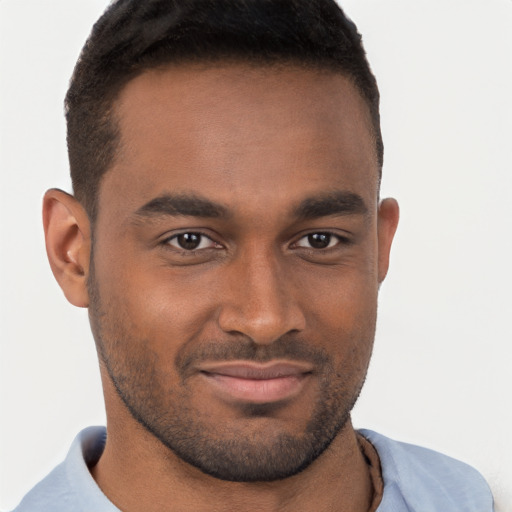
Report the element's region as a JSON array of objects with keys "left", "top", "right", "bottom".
[
  {"left": 161, "top": 230, "right": 222, "bottom": 251},
  {"left": 292, "top": 231, "right": 352, "bottom": 249}
]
